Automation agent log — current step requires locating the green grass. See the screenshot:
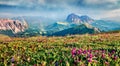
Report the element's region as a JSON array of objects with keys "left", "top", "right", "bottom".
[{"left": 0, "top": 33, "right": 120, "bottom": 66}]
